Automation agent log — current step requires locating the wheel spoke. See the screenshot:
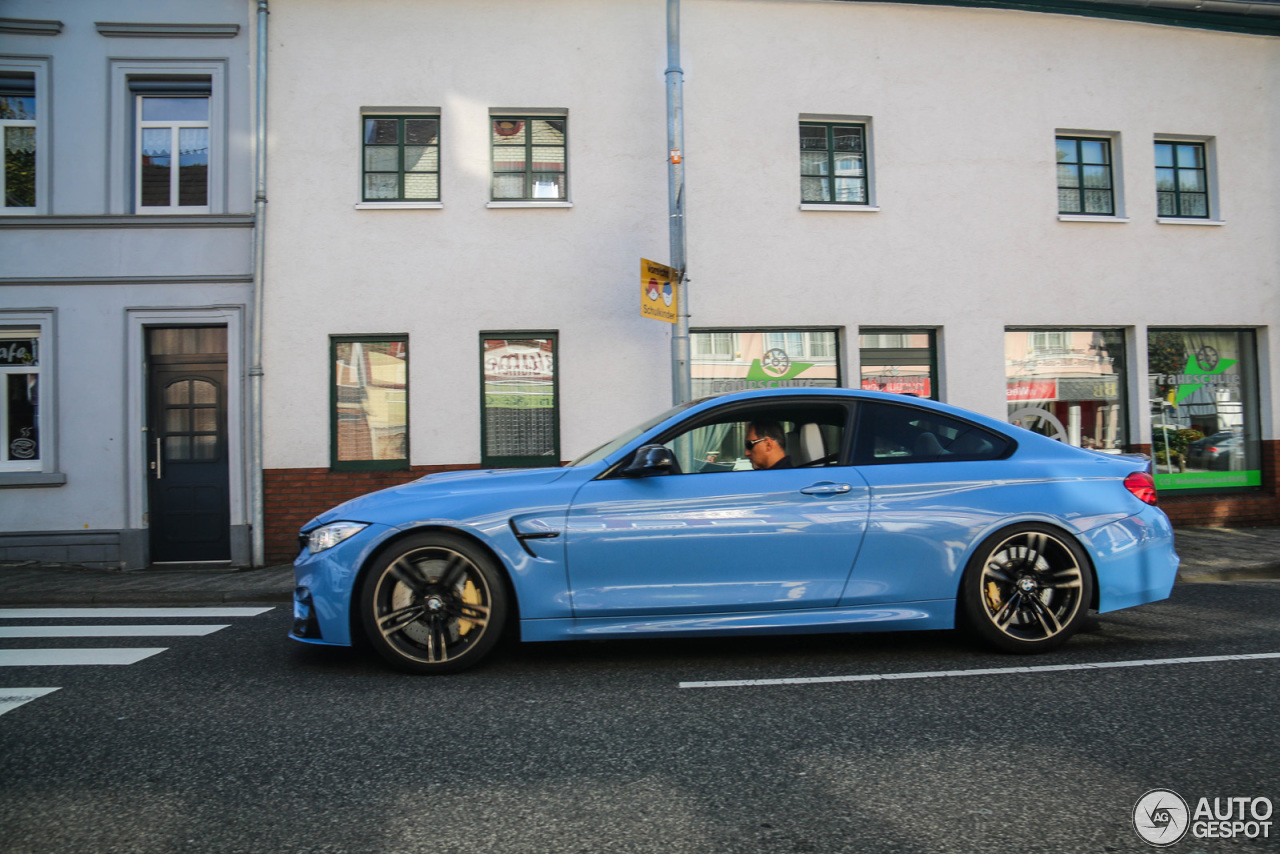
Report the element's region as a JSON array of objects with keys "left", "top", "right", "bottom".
[
  {"left": 388, "top": 557, "right": 431, "bottom": 595},
  {"left": 1020, "top": 533, "right": 1047, "bottom": 571},
  {"left": 378, "top": 603, "right": 426, "bottom": 637},
  {"left": 1027, "top": 594, "right": 1064, "bottom": 636},
  {"left": 983, "top": 561, "right": 1015, "bottom": 585},
  {"left": 992, "top": 592, "right": 1022, "bottom": 628},
  {"left": 1045, "top": 566, "right": 1083, "bottom": 589},
  {"left": 438, "top": 553, "right": 470, "bottom": 590},
  {"left": 448, "top": 601, "right": 490, "bottom": 627}
]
